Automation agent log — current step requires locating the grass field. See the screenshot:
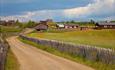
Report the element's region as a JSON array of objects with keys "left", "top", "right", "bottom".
[
  {"left": 0, "top": 26, "right": 22, "bottom": 32},
  {"left": 28, "top": 29, "right": 115, "bottom": 49}
]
